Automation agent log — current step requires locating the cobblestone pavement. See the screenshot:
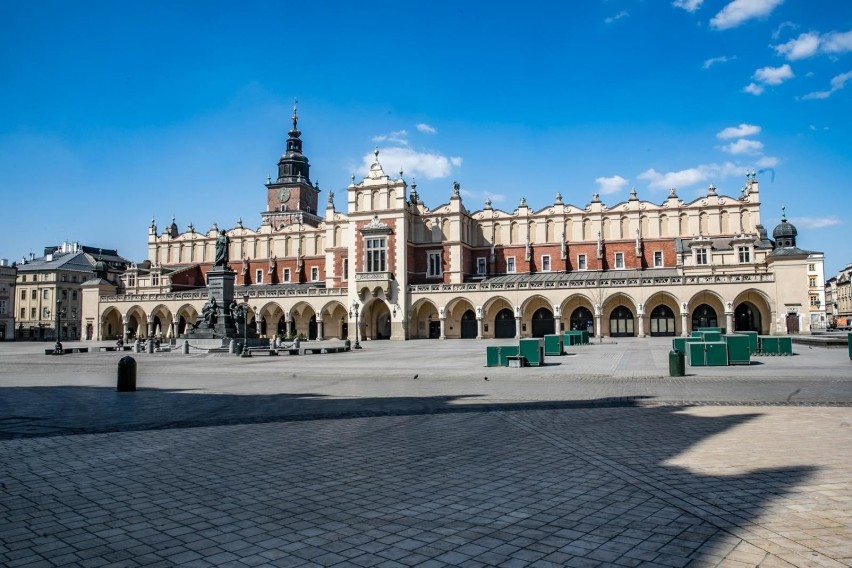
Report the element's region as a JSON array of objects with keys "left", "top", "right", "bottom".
[{"left": 1, "top": 338, "right": 851, "bottom": 567}]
